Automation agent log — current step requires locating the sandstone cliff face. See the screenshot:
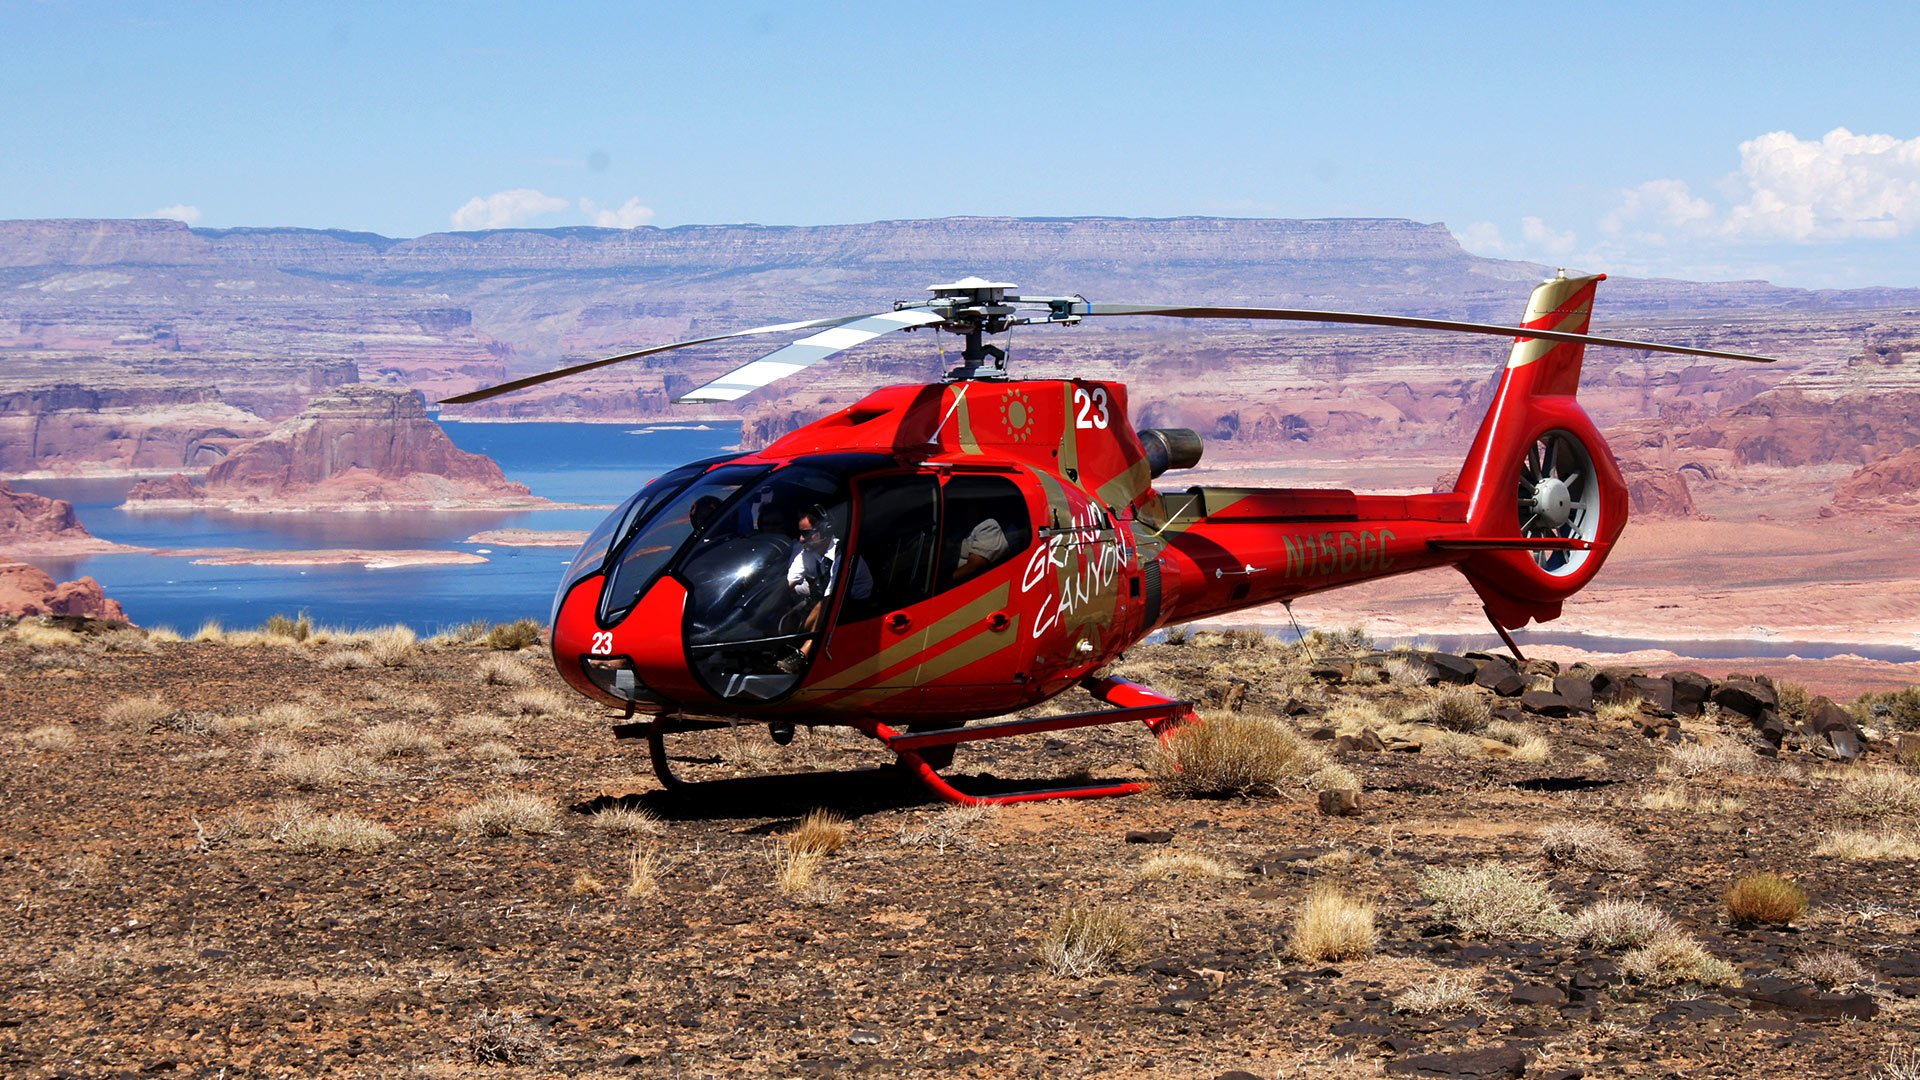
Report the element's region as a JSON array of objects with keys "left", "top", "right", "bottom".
[
  {"left": 1619, "top": 462, "right": 1703, "bottom": 520},
  {"left": 0, "top": 384, "right": 269, "bottom": 476},
  {"left": 125, "top": 386, "right": 545, "bottom": 511},
  {"left": 0, "top": 560, "right": 126, "bottom": 621},
  {"left": 1681, "top": 388, "right": 1920, "bottom": 468},
  {"left": 0, "top": 481, "right": 93, "bottom": 546},
  {"left": 1833, "top": 447, "right": 1920, "bottom": 511}
]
